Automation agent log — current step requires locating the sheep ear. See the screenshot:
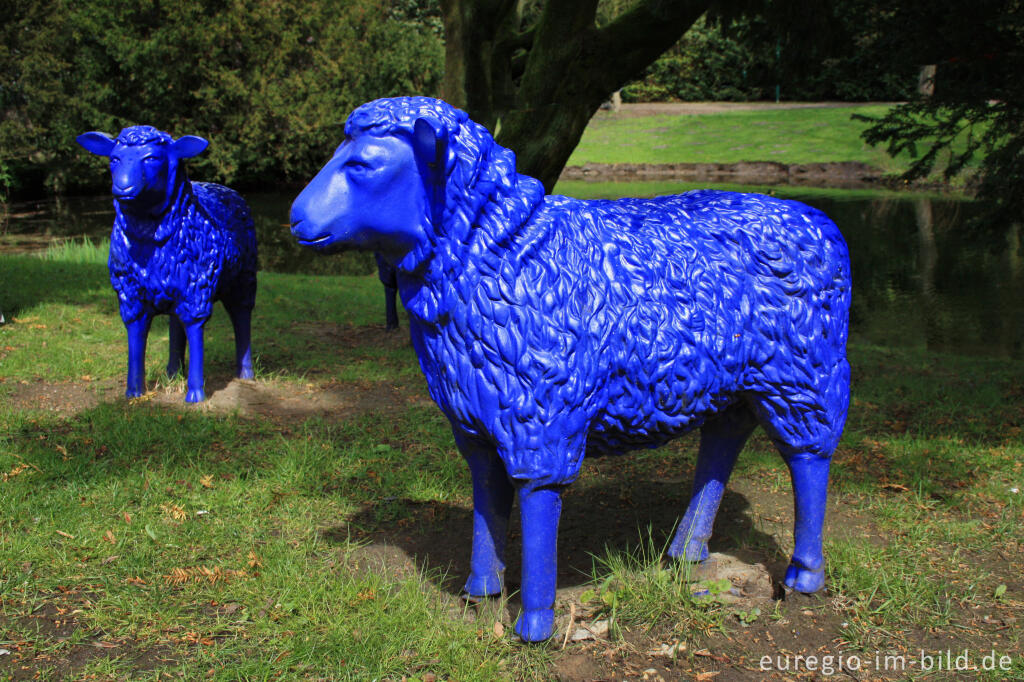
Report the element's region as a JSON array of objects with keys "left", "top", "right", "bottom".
[
  {"left": 413, "top": 118, "right": 447, "bottom": 186},
  {"left": 76, "top": 132, "right": 116, "bottom": 157},
  {"left": 172, "top": 135, "right": 209, "bottom": 159}
]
